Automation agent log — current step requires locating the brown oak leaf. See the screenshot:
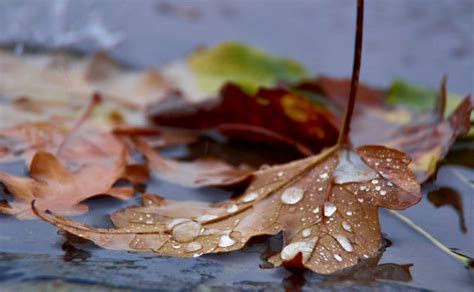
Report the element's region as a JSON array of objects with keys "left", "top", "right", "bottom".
[
  {"left": 0, "top": 147, "right": 146, "bottom": 219},
  {"left": 33, "top": 145, "right": 421, "bottom": 274}
]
